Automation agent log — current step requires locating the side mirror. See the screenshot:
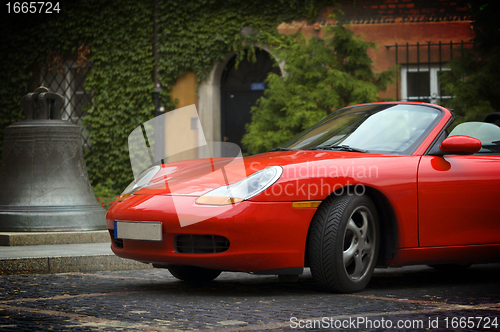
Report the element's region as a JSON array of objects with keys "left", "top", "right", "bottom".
[{"left": 439, "top": 135, "right": 481, "bottom": 155}]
